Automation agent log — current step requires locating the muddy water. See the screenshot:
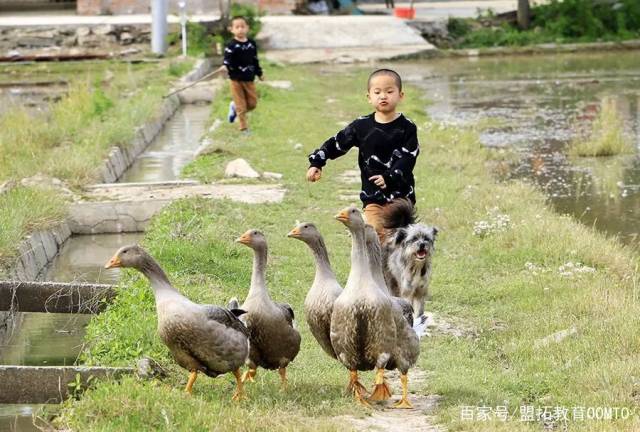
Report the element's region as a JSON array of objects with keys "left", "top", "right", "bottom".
[
  {"left": 0, "top": 405, "right": 47, "bottom": 432},
  {"left": 398, "top": 52, "right": 640, "bottom": 243},
  {"left": 118, "top": 103, "right": 211, "bottom": 183}
]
